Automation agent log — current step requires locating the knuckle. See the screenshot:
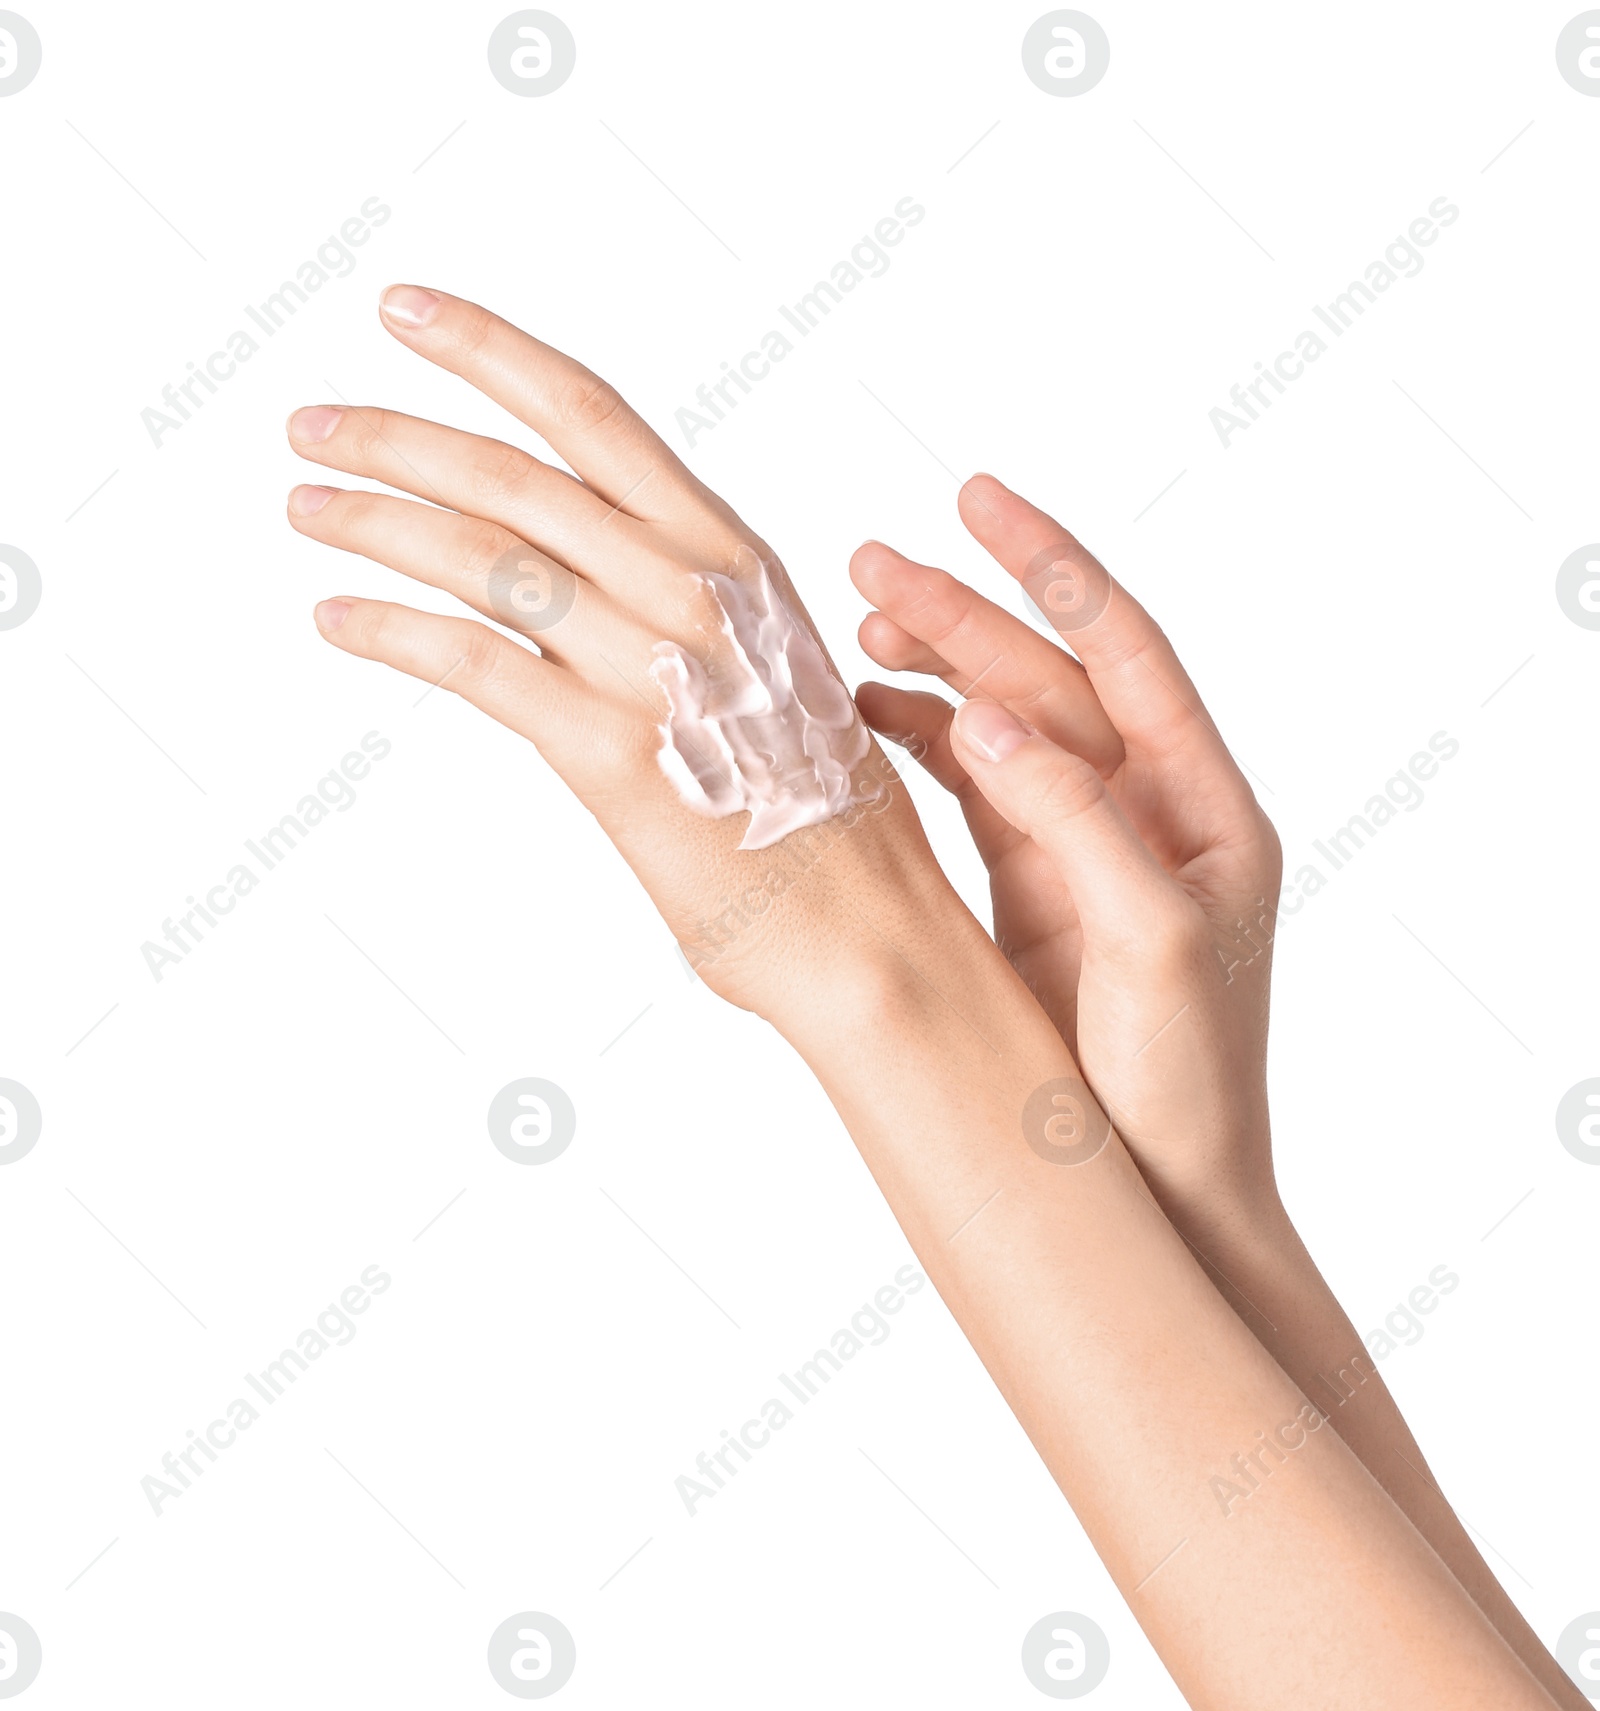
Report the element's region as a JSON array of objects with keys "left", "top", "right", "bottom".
[
  {"left": 1097, "top": 617, "right": 1166, "bottom": 674},
  {"left": 343, "top": 409, "right": 389, "bottom": 465},
  {"left": 1031, "top": 755, "right": 1106, "bottom": 828},
  {"left": 705, "top": 527, "right": 758, "bottom": 576},
  {"left": 451, "top": 302, "right": 497, "bottom": 357},
  {"left": 464, "top": 518, "right": 521, "bottom": 578},
  {"left": 469, "top": 439, "right": 537, "bottom": 505},
  {"left": 356, "top": 601, "right": 394, "bottom": 654},
  {"left": 550, "top": 370, "right": 627, "bottom": 435},
  {"left": 617, "top": 711, "right": 660, "bottom": 769},
  {"left": 1149, "top": 894, "right": 1209, "bottom": 968},
  {"left": 1253, "top": 812, "right": 1284, "bottom": 877},
  {"left": 1076, "top": 583, "right": 1164, "bottom": 671},
  {"left": 453, "top": 622, "right": 509, "bottom": 691},
  {"left": 900, "top": 576, "right": 969, "bottom": 648},
  {"left": 1007, "top": 674, "right": 1062, "bottom": 723},
  {"left": 333, "top": 489, "right": 380, "bottom": 531}
]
